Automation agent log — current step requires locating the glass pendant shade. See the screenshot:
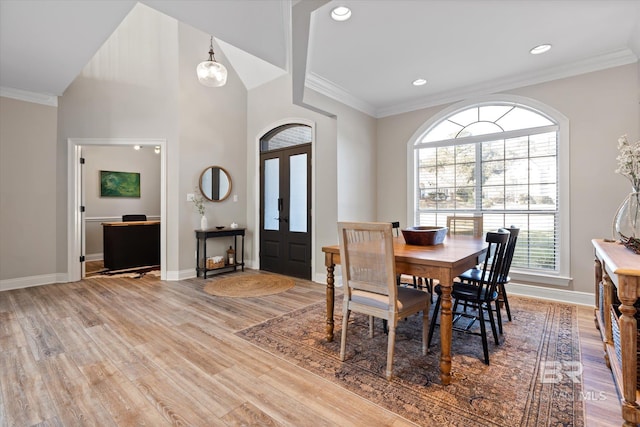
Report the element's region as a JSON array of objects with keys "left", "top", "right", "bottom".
[
  {"left": 197, "top": 36, "right": 227, "bottom": 87},
  {"left": 197, "top": 60, "right": 227, "bottom": 87}
]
